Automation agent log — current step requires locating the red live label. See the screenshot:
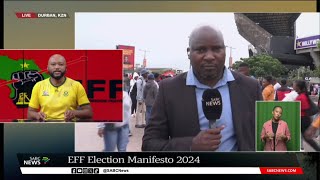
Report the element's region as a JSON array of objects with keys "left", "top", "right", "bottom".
[
  {"left": 260, "top": 167, "right": 303, "bottom": 174},
  {"left": 16, "top": 12, "right": 37, "bottom": 18}
]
